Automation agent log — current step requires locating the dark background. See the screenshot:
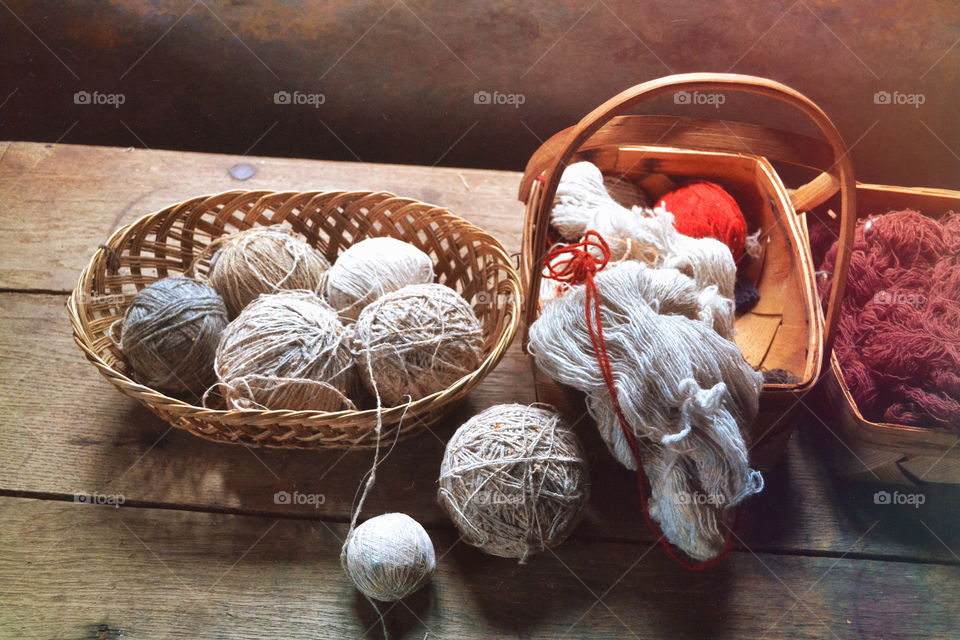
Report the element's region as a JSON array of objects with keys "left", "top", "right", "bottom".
[{"left": 2, "top": 0, "right": 958, "bottom": 188}]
